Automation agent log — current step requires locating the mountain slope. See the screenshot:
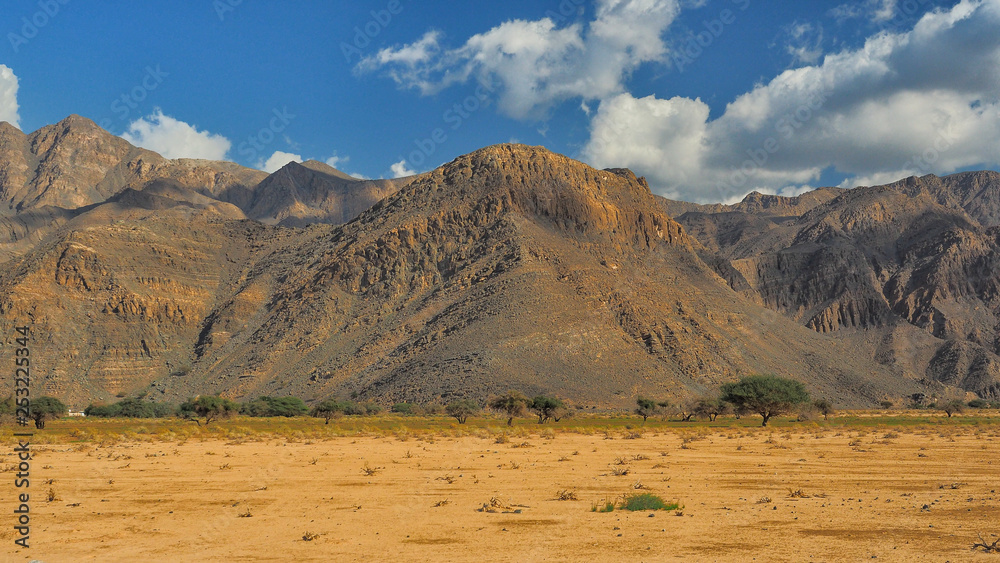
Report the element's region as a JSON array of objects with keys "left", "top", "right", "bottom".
[
  {"left": 236, "top": 160, "right": 413, "bottom": 227},
  {"left": 147, "top": 145, "right": 921, "bottom": 408},
  {"left": 671, "top": 173, "right": 1000, "bottom": 399}
]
